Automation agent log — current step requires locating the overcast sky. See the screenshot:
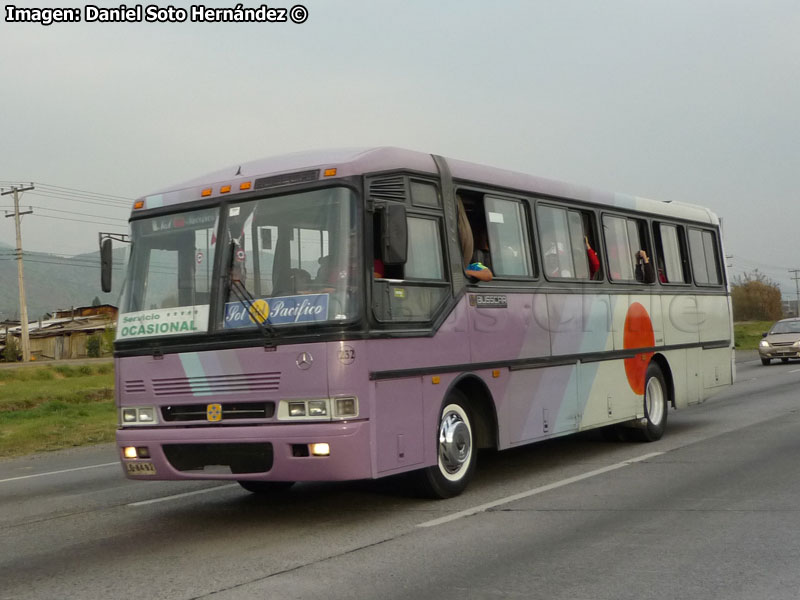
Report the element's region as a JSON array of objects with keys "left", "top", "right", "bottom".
[{"left": 1, "top": 0, "right": 798, "bottom": 295}]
